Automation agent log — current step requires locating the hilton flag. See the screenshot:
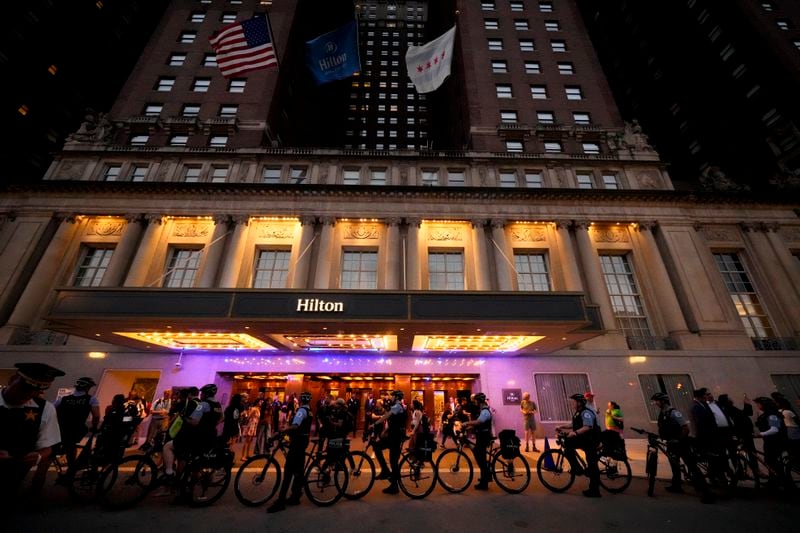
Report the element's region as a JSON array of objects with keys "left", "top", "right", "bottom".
[
  {"left": 305, "top": 20, "right": 361, "bottom": 85},
  {"left": 405, "top": 25, "right": 456, "bottom": 94},
  {"left": 209, "top": 14, "right": 278, "bottom": 78}
]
